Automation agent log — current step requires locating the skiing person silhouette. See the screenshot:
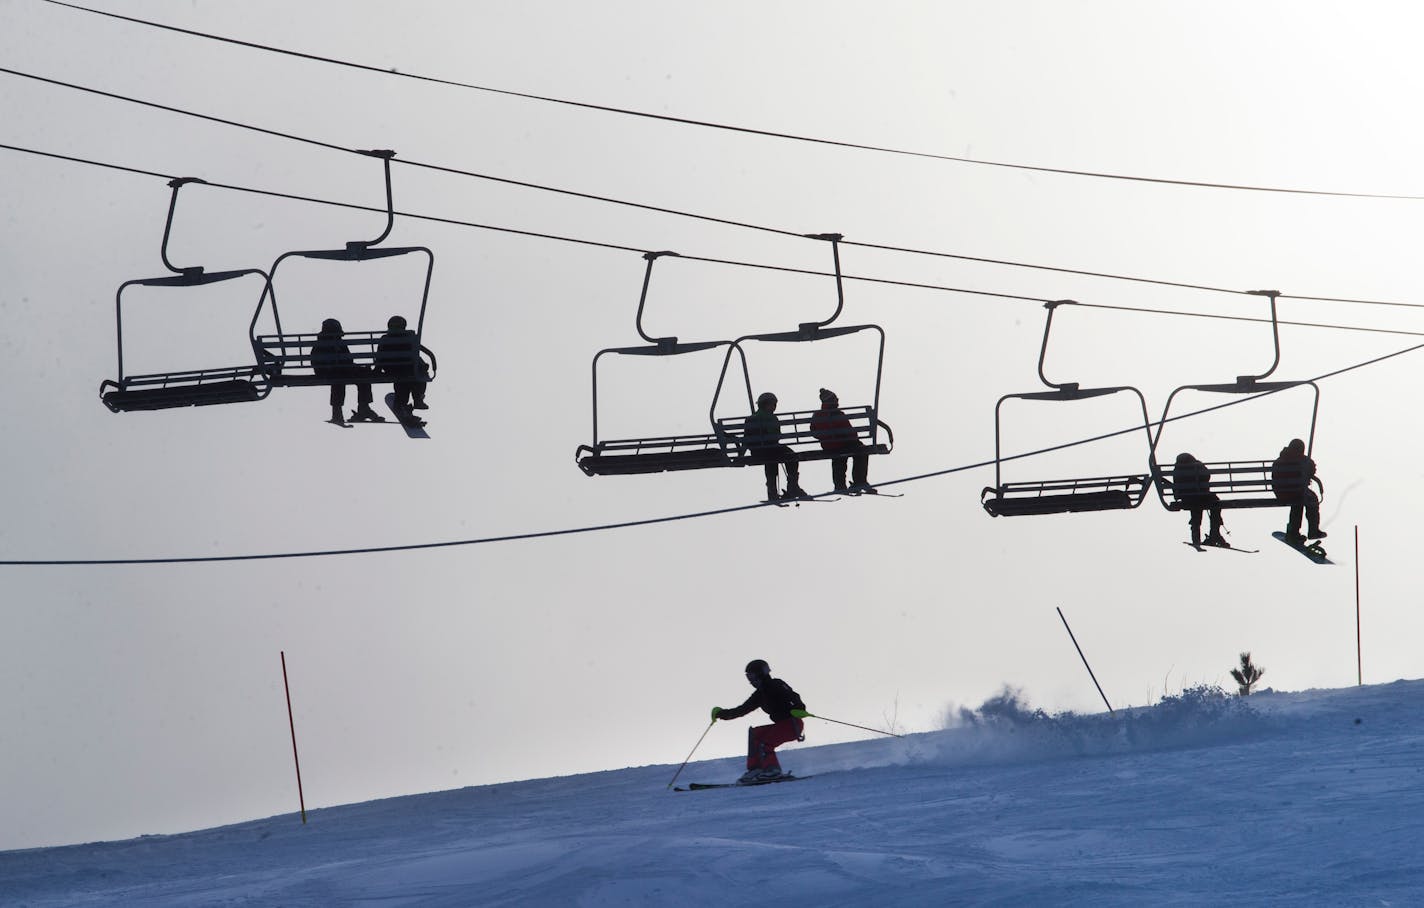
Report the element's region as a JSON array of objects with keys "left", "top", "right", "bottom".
[
  {"left": 744, "top": 392, "right": 807, "bottom": 502},
  {"left": 1171, "top": 452, "right": 1225, "bottom": 547},
  {"left": 710, "top": 659, "right": 809, "bottom": 782}
]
